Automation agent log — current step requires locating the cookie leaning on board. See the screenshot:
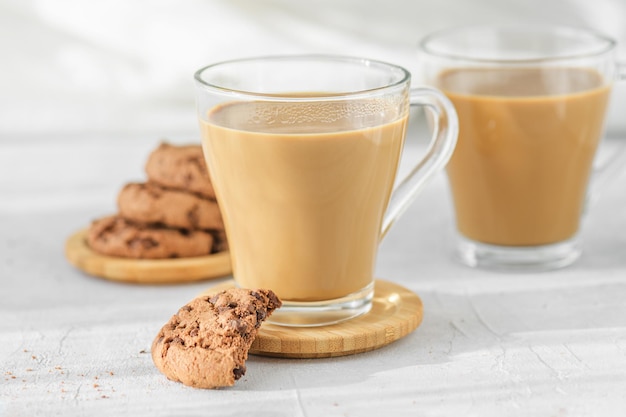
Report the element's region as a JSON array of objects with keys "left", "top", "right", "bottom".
[
  {"left": 86, "top": 142, "right": 227, "bottom": 259},
  {"left": 152, "top": 288, "right": 282, "bottom": 389}
]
